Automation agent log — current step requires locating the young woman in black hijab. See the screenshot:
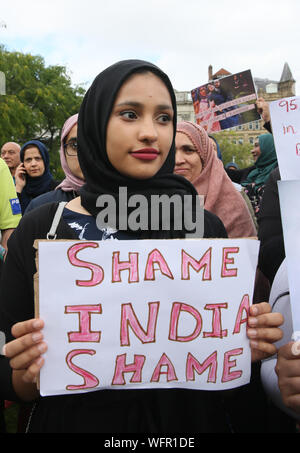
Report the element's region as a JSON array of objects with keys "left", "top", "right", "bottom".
[{"left": 0, "top": 60, "right": 283, "bottom": 433}]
